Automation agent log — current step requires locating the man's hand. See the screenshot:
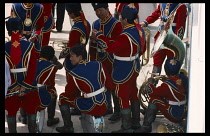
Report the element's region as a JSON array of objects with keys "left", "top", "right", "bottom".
[
  {"left": 160, "top": 76, "right": 167, "bottom": 82},
  {"left": 18, "top": 86, "right": 26, "bottom": 97},
  {"left": 28, "top": 36, "right": 38, "bottom": 43},
  {"left": 147, "top": 77, "right": 155, "bottom": 84},
  {"left": 92, "top": 29, "right": 99, "bottom": 37},
  {"left": 140, "top": 22, "right": 146, "bottom": 27}
]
